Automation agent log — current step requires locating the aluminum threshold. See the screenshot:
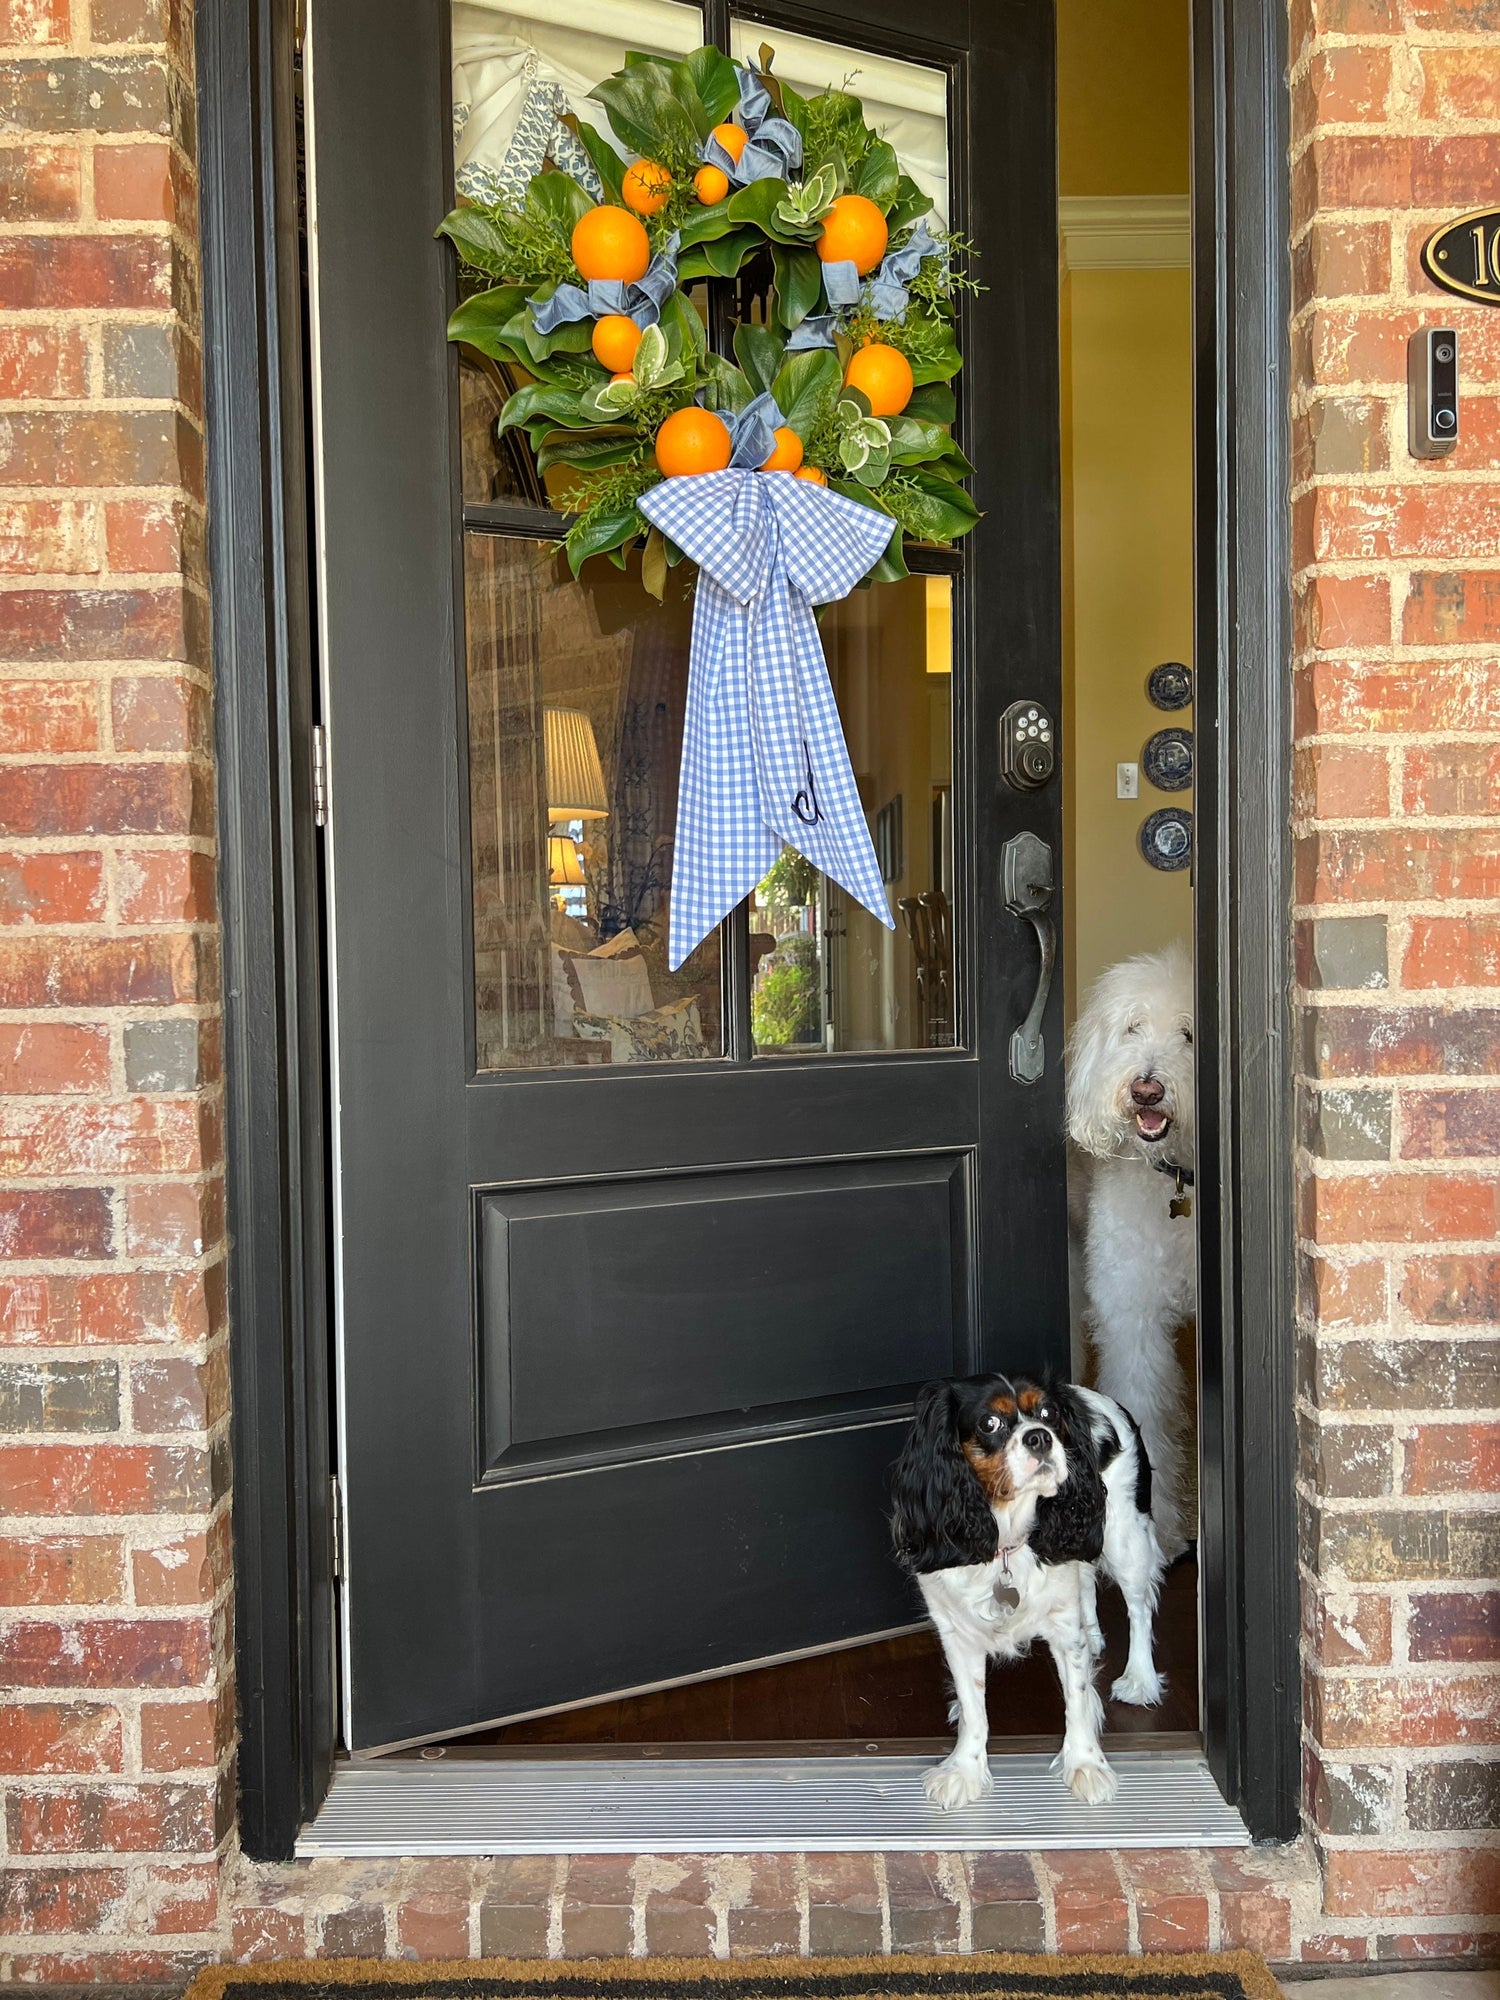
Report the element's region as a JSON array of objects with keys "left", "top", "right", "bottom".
[{"left": 297, "top": 1752, "right": 1249, "bottom": 1855}]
